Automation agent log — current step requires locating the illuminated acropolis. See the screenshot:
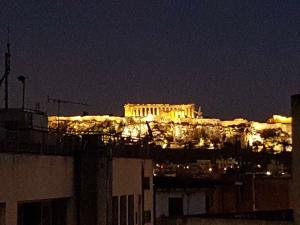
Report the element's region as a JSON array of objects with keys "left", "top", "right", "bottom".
[
  {"left": 124, "top": 103, "right": 196, "bottom": 120},
  {"left": 48, "top": 104, "right": 292, "bottom": 153}
]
